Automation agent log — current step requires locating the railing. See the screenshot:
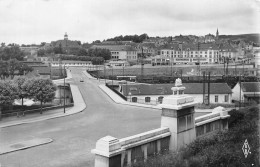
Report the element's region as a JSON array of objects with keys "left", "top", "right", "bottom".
[
  {"left": 1, "top": 104, "right": 74, "bottom": 118},
  {"left": 106, "top": 83, "right": 127, "bottom": 101}
]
